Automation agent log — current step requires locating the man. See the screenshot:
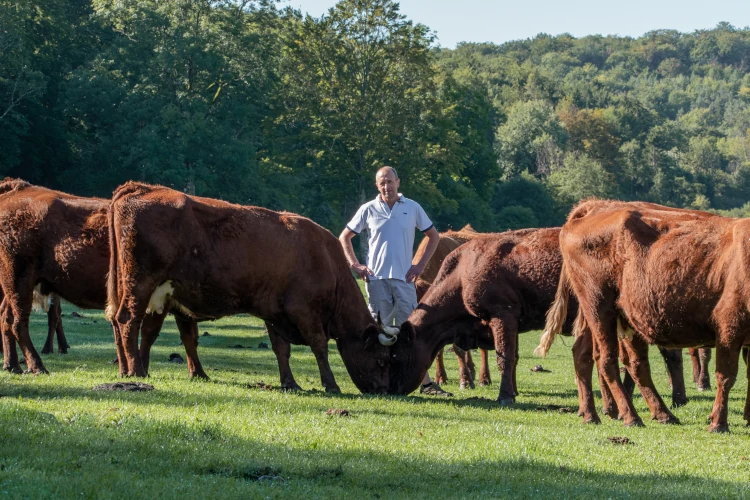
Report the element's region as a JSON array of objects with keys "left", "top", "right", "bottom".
[{"left": 340, "top": 166, "right": 451, "bottom": 396}]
